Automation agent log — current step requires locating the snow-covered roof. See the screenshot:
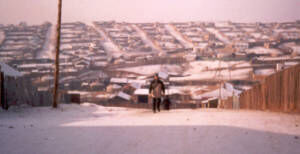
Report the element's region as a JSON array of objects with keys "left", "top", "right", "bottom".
[
  {"left": 256, "top": 56, "right": 300, "bottom": 61},
  {"left": 129, "top": 82, "right": 142, "bottom": 89},
  {"left": 158, "top": 71, "right": 168, "bottom": 80},
  {"left": 166, "top": 88, "right": 182, "bottom": 95},
  {"left": 117, "top": 92, "right": 131, "bottom": 100},
  {"left": 18, "top": 63, "right": 52, "bottom": 69},
  {"left": 59, "top": 76, "right": 77, "bottom": 83},
  {"left": 110, "top": 78, "right": 128, "bottom": 84},
  {"left": 254, "top": 69, "right": 275, "bottom": 76},
  {"left": 128, "top": 79, "right": 146, "bottom": 85},
  {"left": 111, "top": 84, "right": 122, "bottom": 89},
  {"left": 246, "top": 47, "right": 282, "bottom": 55},
  {"left": 193, "top": 86, "right": 241, "bottom": 100},
  {"left": 201, "top": 97, "right": 218, "bottom": 103},
  {"left": 94, "top": 62, "right": 108, "bottom": 67},
  {"left": 0, "top": 62, "right": 23, "bottom": 77},
  {"left": 134, "top": 89, "right": 148, "bottom": 95},
  {"left": 134, "top": 88, "right": 183, "bottom": 96},
  {"left": 284, "top": 62, "right": 299, "bottom": 66}
]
